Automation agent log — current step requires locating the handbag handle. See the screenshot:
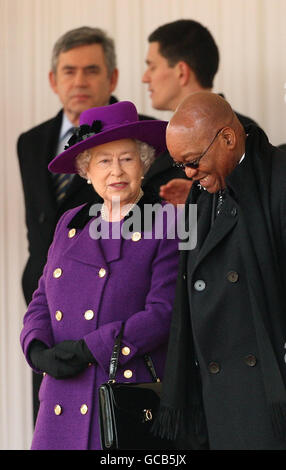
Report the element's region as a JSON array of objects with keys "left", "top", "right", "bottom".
[
  {"left": 108, "top": 325, "right": 124, "bottom": 382},
  {"left": 108, "top": 324, "right": 160, "bottom": 383}
]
